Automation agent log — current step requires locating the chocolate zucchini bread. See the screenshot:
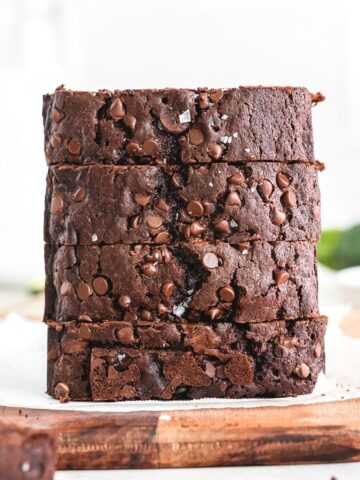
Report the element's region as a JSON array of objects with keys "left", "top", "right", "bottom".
[
  {"left": 0, "top": 420, "right": 55, "bottom": 480},
  {"left": 43, "top": 87, "right": 319, "bottom": 166},
  {"left": 47, "top": 316, "right": 327, "bottom": 401},
  {"left": 44, "top": 241, "right": 318, "bottom": 324},
  {"left": 43, "top": 85, "right": 326, "bottom": 401},
  {"left": 45, "top": 162, "right": 321, "bottom": 245}
]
